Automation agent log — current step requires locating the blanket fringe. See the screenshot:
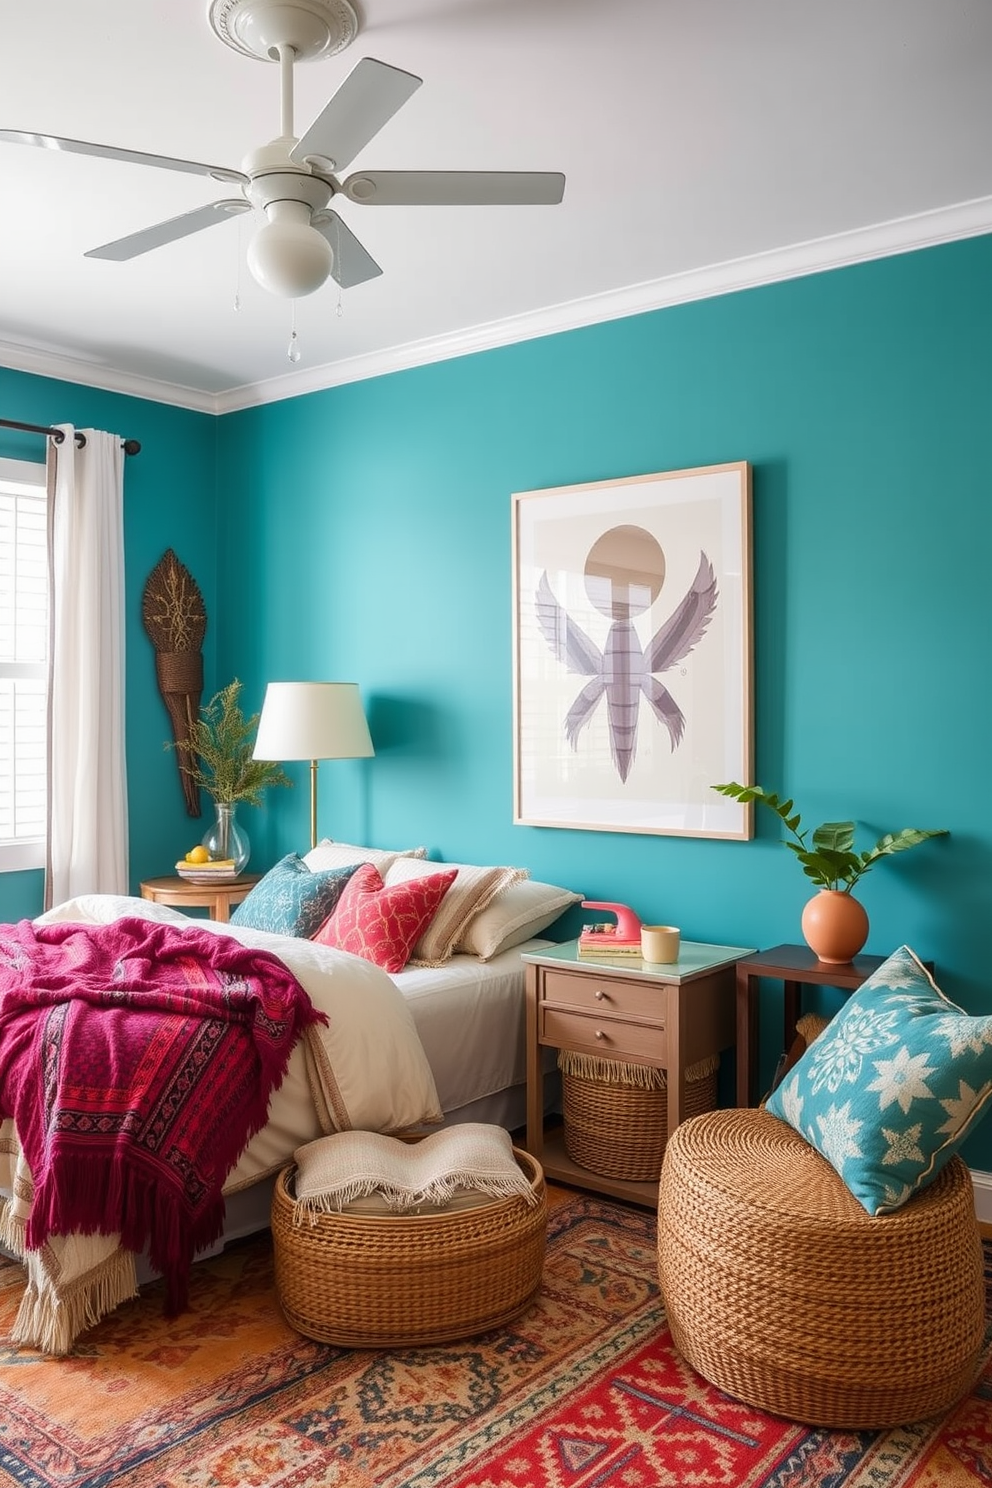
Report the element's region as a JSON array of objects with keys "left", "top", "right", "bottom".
[
  {"left": 556, "top": 1051, "right": 719, "bottom": 1087},
  {"left": 11, "top": 1246, "right": 138, "bottom": 1356},
  {"left": 22, "top": 1152, "right": 225, "bottom": 1317},
  {"left": 294, "top": 1169, "right": 538, "bottom": 1222},
  {"left": 0, "top": 1196, "right": 26, "bottom": 1257}
]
